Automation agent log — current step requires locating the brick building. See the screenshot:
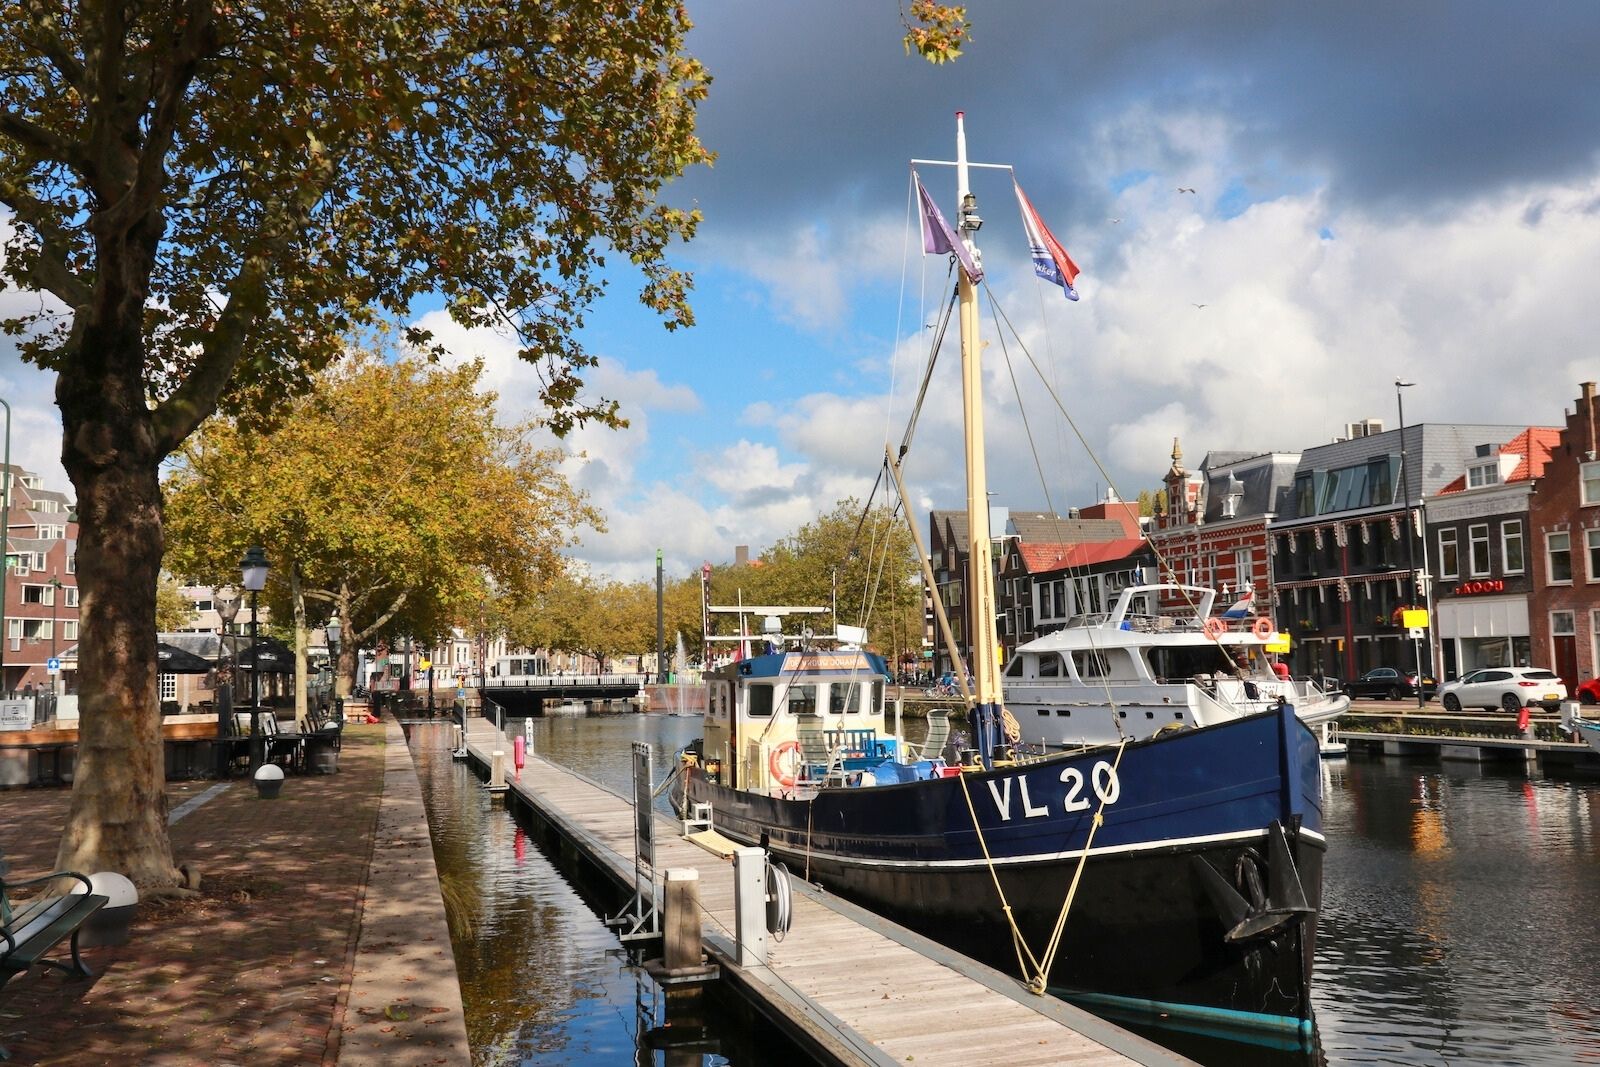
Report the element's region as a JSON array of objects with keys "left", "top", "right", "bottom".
[
  {"left": 1527, "top": 381, "right": 1600, "bottom": 691},
  {"left": 1425, "top": 427, "right": 1559, "bottom": 680},
  {"left": 1, "top": 465, "right": 79, "bottom": 694}
]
